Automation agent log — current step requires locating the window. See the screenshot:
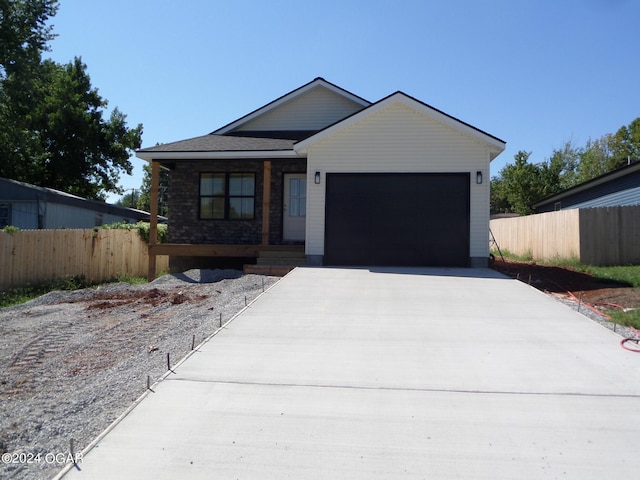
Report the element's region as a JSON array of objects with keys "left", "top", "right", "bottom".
[
  {"left": 288, "top": 177, "right": 306, "bottom": 217},
  {"left": 200, "top": 173, "right": 255, "bottom": 220},
  {"left": 0, "top": 204, "right": 9, "bottom": 228}
]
